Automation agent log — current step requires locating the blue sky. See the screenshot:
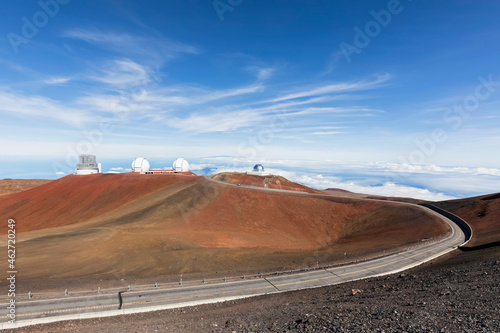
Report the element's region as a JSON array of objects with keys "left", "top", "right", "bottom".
[{"left": 1, "top": 0, "right": 500, "bottom": 200}]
